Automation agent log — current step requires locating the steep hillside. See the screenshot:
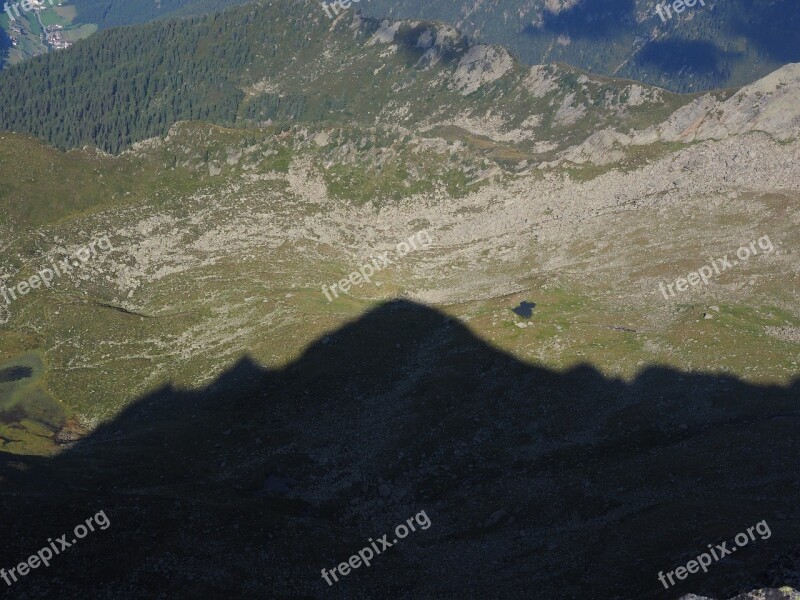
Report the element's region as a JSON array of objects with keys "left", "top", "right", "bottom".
[
  {"left": 0, "top": 0, "right": 96, "bottom": 67},
  {"left": 0, "top": 0, "right": 696, "bottom": 154},
  {"left": 68, "top": 0, "right": 246, "bottom": 29},
  {"left": 5, "top": 0, "right": 800, "bottom": 165},
  {"left": 360, "top": 0, "right": 800, "bottom": 92},
  {"left": 1, "top": 108, "right": 798, "bottom": 446},
  {"left": 5, "top": 0, "right": 800, "bottom": 94},
  {"left": 0, "top": 0, "right": 245, "bottom": 69}
]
